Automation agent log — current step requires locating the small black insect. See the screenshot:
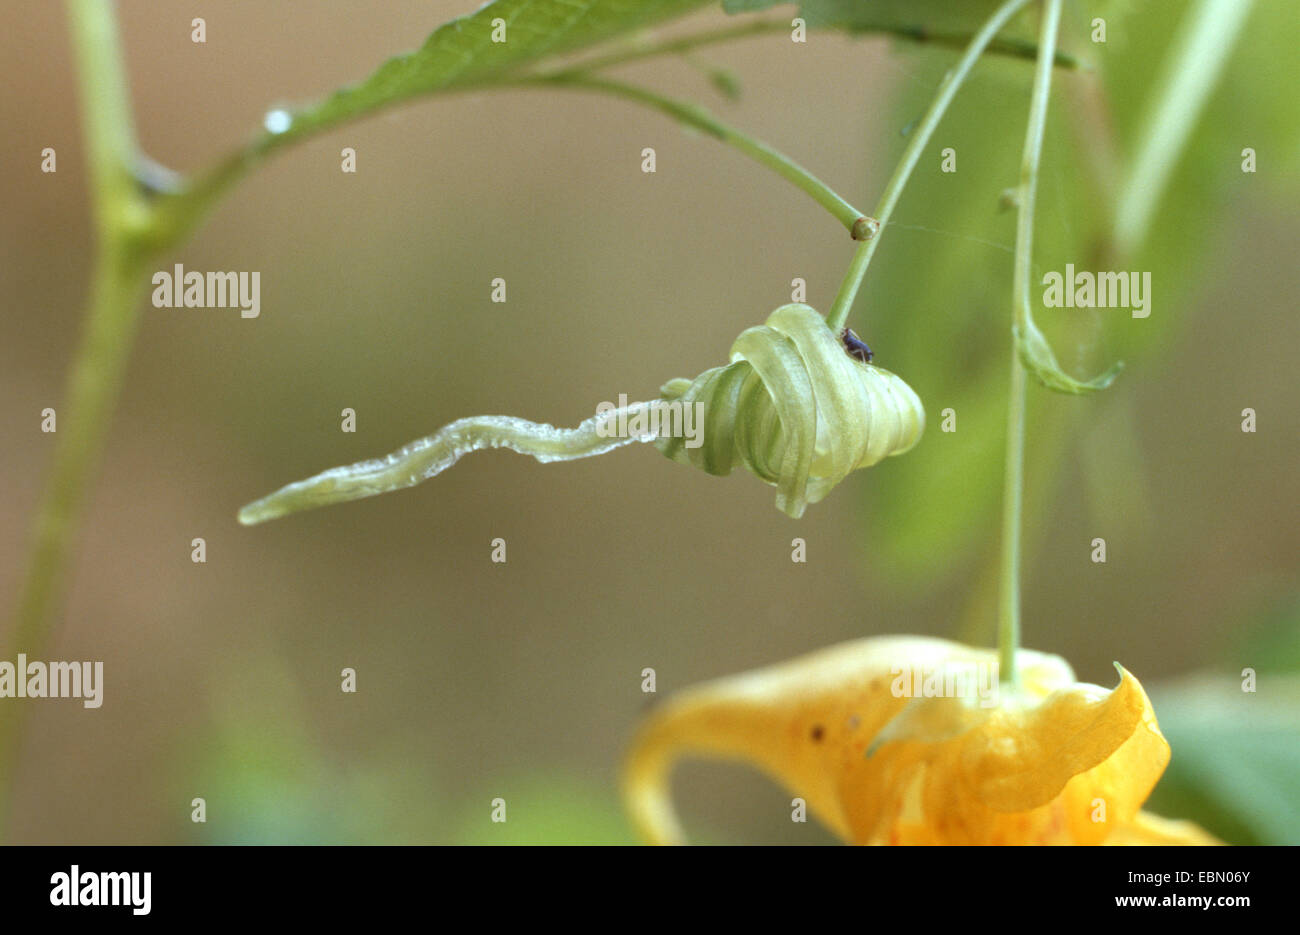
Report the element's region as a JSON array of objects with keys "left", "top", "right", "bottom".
[{"left": 840, "top": 327, "right": 873, "bottom": 364}]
